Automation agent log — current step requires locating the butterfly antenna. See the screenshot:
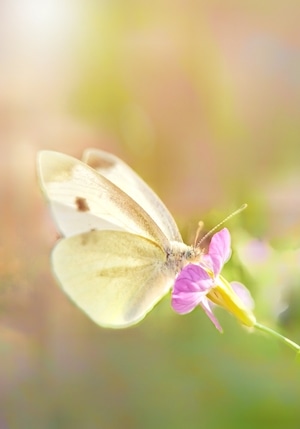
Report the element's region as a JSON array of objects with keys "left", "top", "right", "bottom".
[
  {"left": 196, "top": 203, "right": 247, "bottom": 248},
  {"left": 194, "top": 221, "right": 204, "bottom": 247}
]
